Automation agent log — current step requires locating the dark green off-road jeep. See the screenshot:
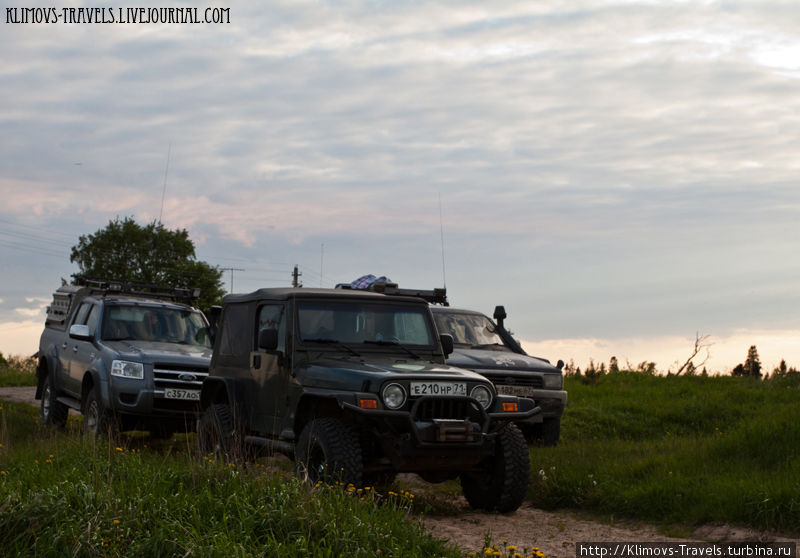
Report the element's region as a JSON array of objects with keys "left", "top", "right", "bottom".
[{"left": 198, "top": 287, "right": 540, "bottom": 512}]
